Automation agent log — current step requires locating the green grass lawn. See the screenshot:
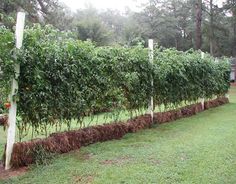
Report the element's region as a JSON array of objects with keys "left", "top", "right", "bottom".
[{"left": 1, "top": 87, "right": 236, "bottom": 184}]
